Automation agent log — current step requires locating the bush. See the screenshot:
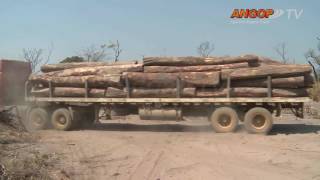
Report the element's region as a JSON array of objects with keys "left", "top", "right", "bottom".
[{"left": 60, "top": 56, "right": 85, "bottom": 63}]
